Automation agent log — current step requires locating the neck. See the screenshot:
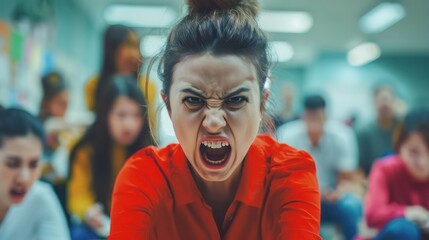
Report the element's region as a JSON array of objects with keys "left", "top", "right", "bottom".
[
  {"left": 194, "top": 164, "right": 243, "bottom": 208},
  {"left": 193, "top": 165, "right": 243, "bottom": 232},
  {"left": 0, "top": 201, "right": 9, "bottom": 223}
]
